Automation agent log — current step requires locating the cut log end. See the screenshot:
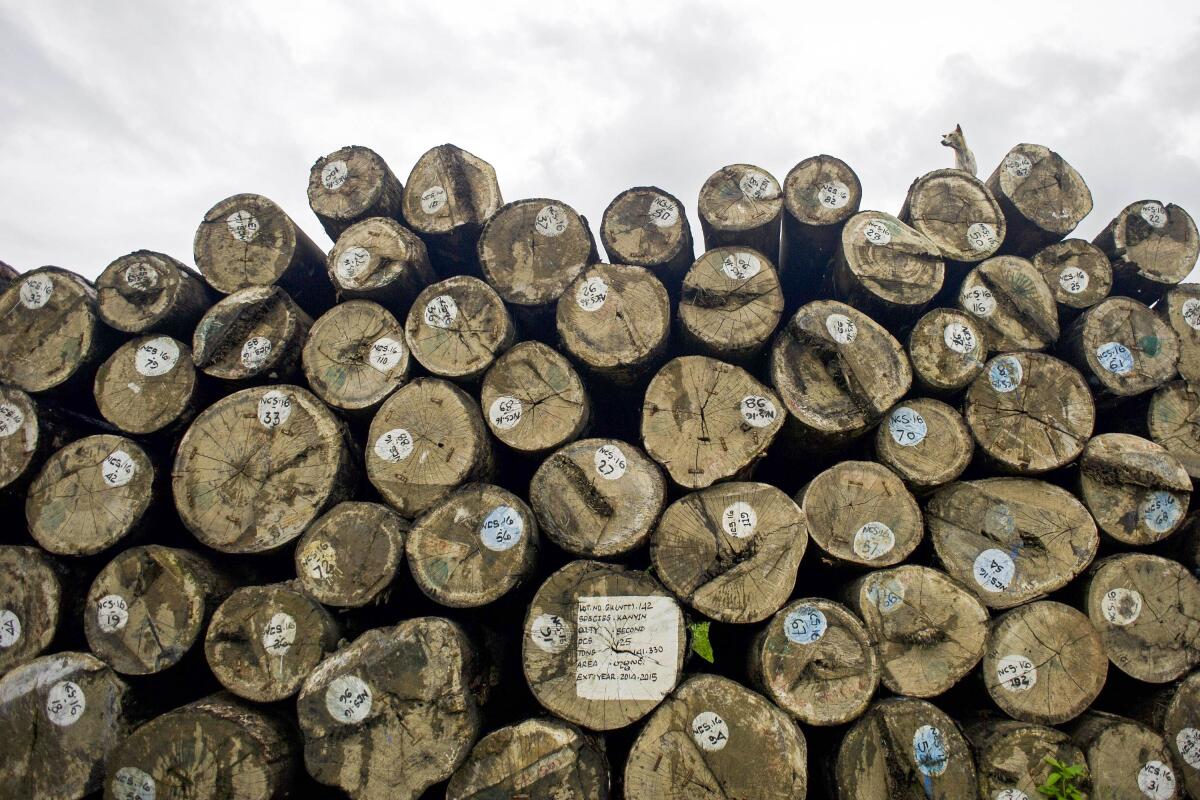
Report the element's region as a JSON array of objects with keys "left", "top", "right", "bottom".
[
  {"left": 986, "top": 143, "right": 1093, "bottom": 254},
  {"left": 677, "top": 246, "right": 784, "bottom": 363},
  {"left": 906, "top": 307, "right": 987, "bottom": 393},
  {"left": 958, "top": 255, "right": 1059, "bottom": 352},
  {"left": 1031, "top": 238, "right": 1112, "bottom": 311},
  {"left": 95, "top": 250, "right": 213, "bottom": 337},
  {"left": 406, "top": 275, "right": 515, "bottom": 382},
  {"left": 294, "top": 501, "right": 407, "bottom": 608},
  {"left": 697, "top": 163, "right": 783, "bottom": 262},
  {"left": 478, "top": 198, "right": 595, "bottom": 311},
  {"left": 307, "top": 144, "right": 405, "bottom": 240},
  {"left": 302, "top": 299, "right": 410, "bottom": 415},
  {"left": 833, "top": 211, "right": 944, "bottom": 323},
  {"left": 1095, "top": 200, "right": 1199, "bottom": 303},
  {"left": 1147, "top": 380, "right": 1200, "bottom": 479},
  {"left": 94, "top": 334, "right": 198, "bottom": 434},
  {"left": 480, "top": 340, "right": 590, "bottom": 455},
  {"left": 401, "top": 143, "right": 502, "bottom": 273},
  {"left": 192, "top": 285, "right": 313, "bottom": 383},
  {"left": 900, "top": 168, "right": 1006, "bottom": 263},
  {"left": 0, "top": 545, "right": 63, "bottom": 673},
  {"left": 599, "top": 186, "right": 694, "bottom": 287},
  {"left": 326, "top": 216, "right": 434, "bottom": 305},
  {"left": 1071, "top": 711, "right": 1182, "bottom": 800},
  {"left": 1079, "top": 433, "right": 1191, "bottom": 545},
  {"left": 1064, "top": 296, "right": 1180, "bottom": 399},
  {"left": 873, "top": 398, "right": 973, "bottom": 491}
]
